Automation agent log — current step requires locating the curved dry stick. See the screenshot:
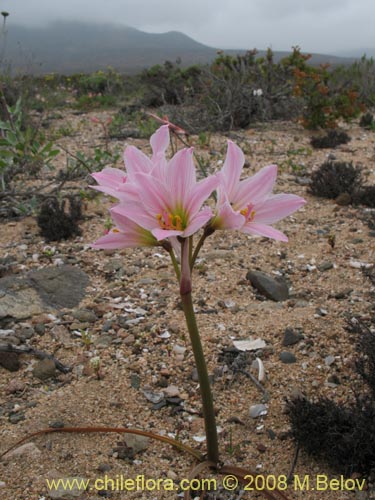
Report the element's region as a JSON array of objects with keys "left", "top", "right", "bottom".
[
  {"left": 0, "top": 426, "right": 203, "bottom": 462},
  {"left": 183, "top": 460, "right": 216, "bottom": 500}
]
